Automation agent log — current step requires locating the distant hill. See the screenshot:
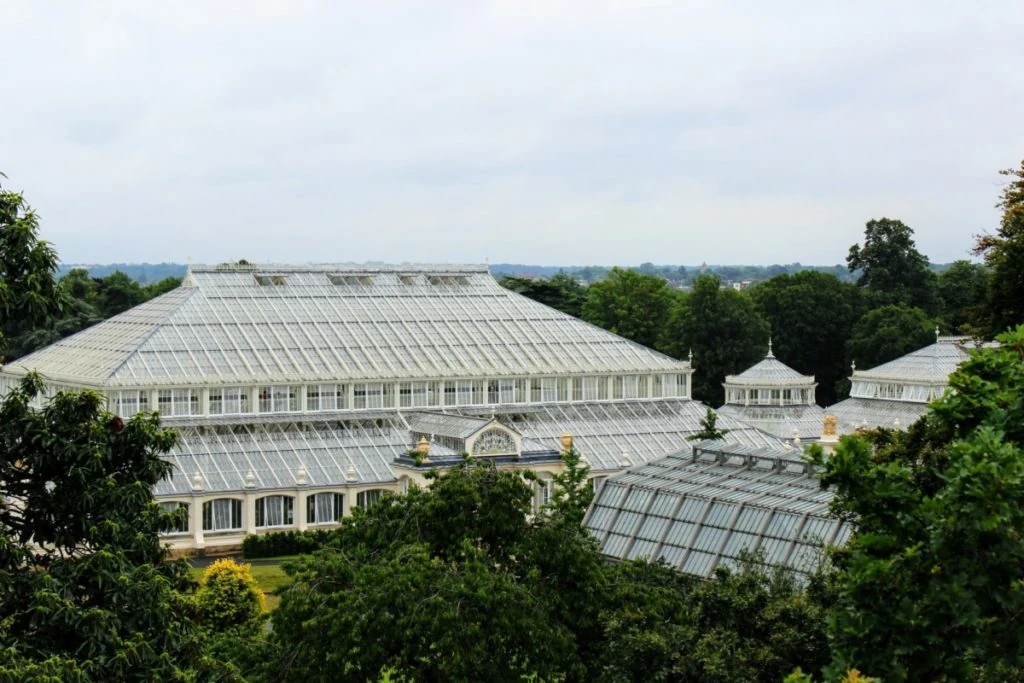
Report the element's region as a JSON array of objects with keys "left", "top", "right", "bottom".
[{"left": 58, "top": 263, "right": 188, "bottom": 284}]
